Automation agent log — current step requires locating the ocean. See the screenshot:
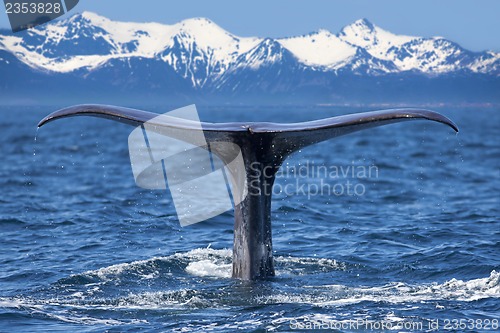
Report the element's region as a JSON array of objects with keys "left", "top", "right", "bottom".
[{"left": 0, "top": 105, "right": 498, "bottom": 332}]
